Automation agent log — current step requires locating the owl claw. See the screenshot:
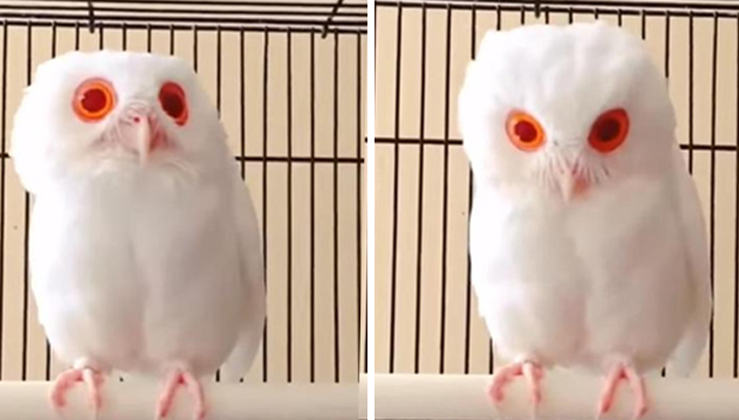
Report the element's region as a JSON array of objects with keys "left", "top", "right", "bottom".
[
  {"left": 50, "top": 366, "right": 104, "bottom": 416},
  {"left": 156, "top": 368, "right": 206, "bottom": 420},
  {"left": 597, "top": 363, "right": 647, "bottom": 420},
  {"left": 487, "top": 360, "right": 543, "bottom": 412}
]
